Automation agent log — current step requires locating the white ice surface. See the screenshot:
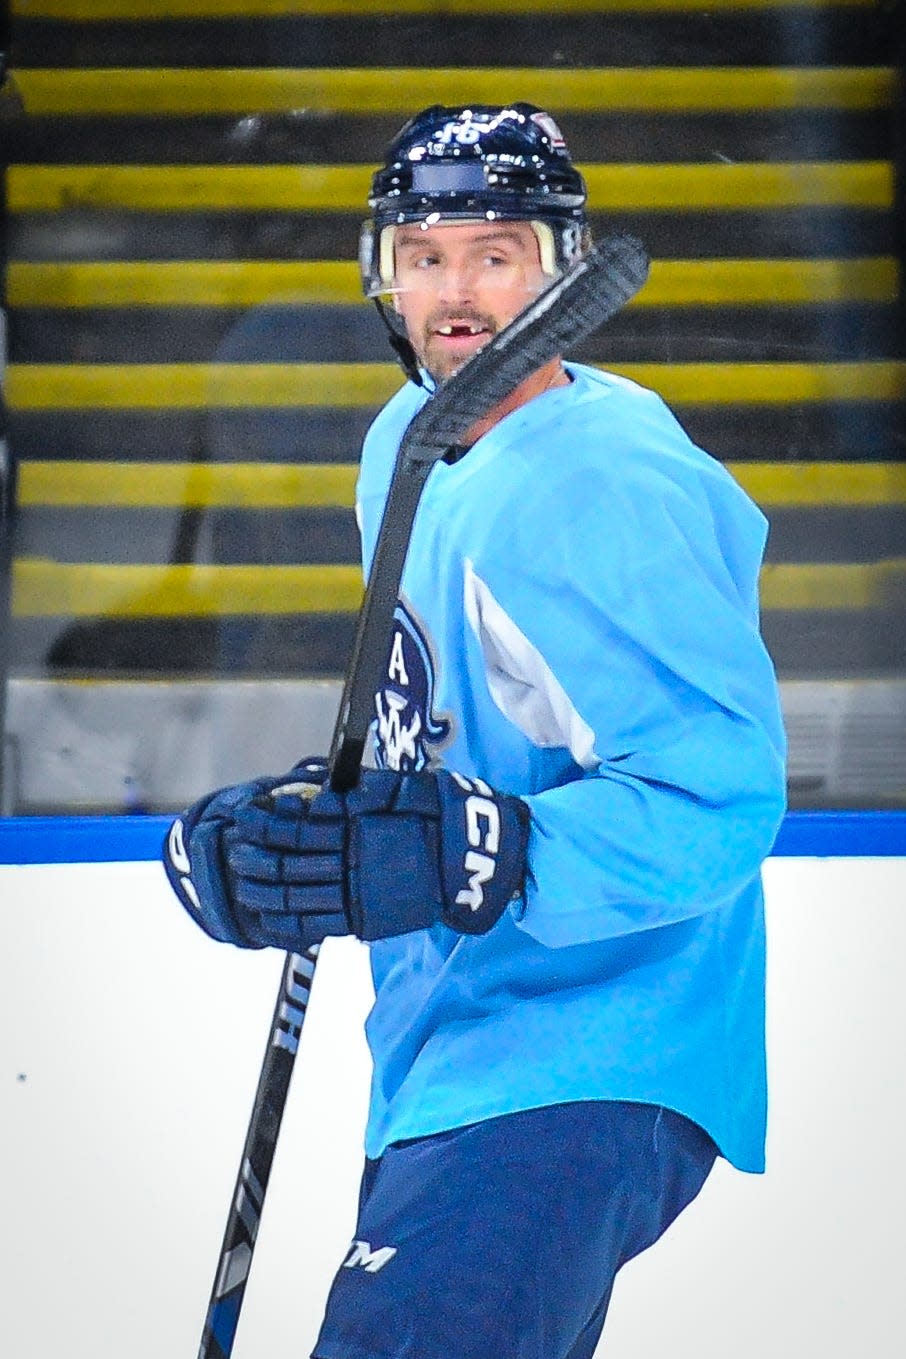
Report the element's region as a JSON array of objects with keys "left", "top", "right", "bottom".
[{"left": 1, "top": 856, "right": 903, "bottom": 1358}]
